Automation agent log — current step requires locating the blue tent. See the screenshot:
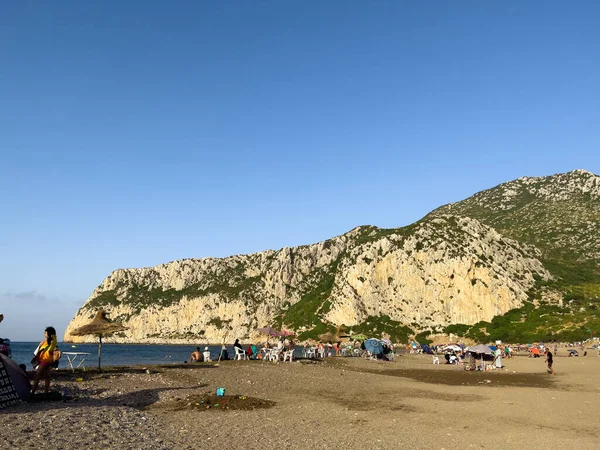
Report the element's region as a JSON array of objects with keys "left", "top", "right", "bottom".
[{"left": 421, "top": 344, "right": 434, "bottom": 354}]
